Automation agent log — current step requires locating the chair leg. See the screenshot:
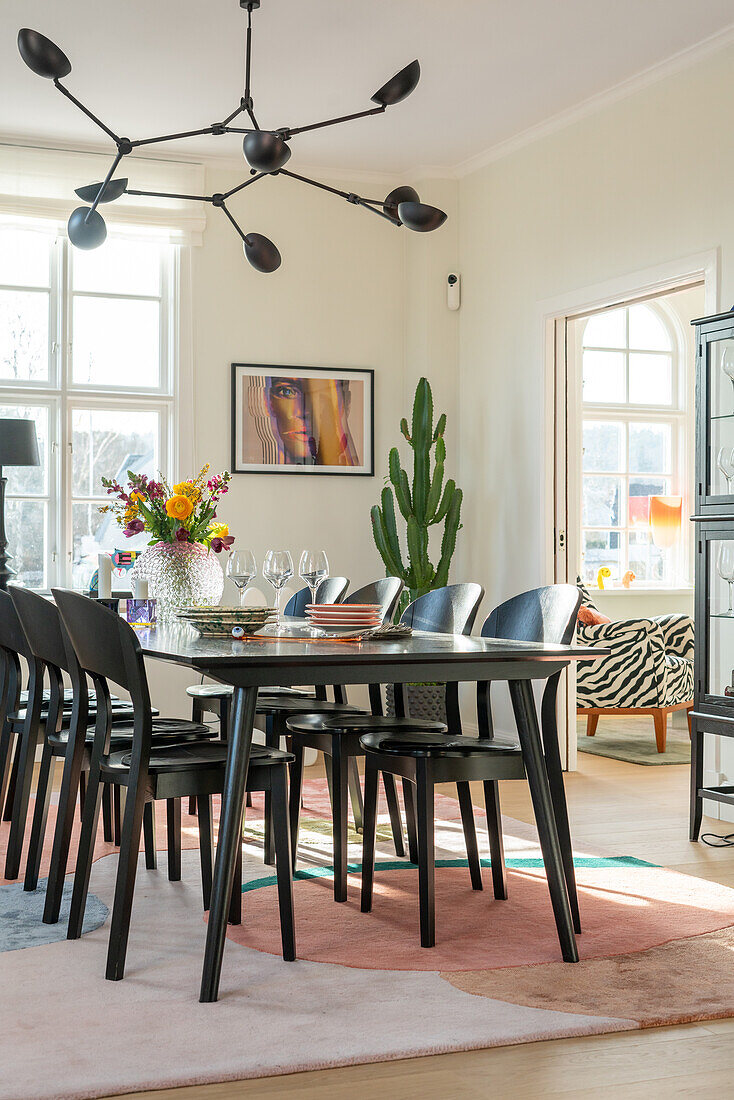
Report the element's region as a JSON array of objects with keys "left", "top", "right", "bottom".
[
  {"left": 360, "top": 757, "right": 379, "bottom": 913},
  {"left": 288, "top": 740, "right": 305, "bottom": 868},
  {"left": 332, "top": 738, "right": 349, "bottom": 903},
  {"left": 78, "top": 770, "right": 86, "bottom": 819},
  {"left": 113, "top": 786, "right": 122, "bottom": 846},
  {"left": 263, "top": 715, "right": 280, "bottom": 866},
  {"left": 585, "top": 713, "right": 599, "bottom": 737},
  {"left": 348, "top": 757, "right": 364, "bottom": 833},
  {"left": 3, "top": 740, "right": 20, "bottom": 820},
  {"left": 382, "top": 771, "right": 405, "bottom": 858},
  {"left": 44, "top": 740, "right": 88, "bottom": 925},
  {"left": 102, "top": 784, "right": 114, "bottom": 843},
  {"left": 167, "top": 798, "right": 182, "bottom": 882},
  {"left": 4, "top": 723, "right": 43, "bottom": 881},
  {"left": 67, "top": 768, "right": 107, "bottom": 940},
  {"left": 653, "top": 709, "right": 668, "bottom": 753},
  {"left": 105, "top": 783, "right": 148, "bottom": 981},
  {"left": 228, "top": 832, "right": 243, "bottom": 925},
  {"left": 402, "top": 778, "right": 419, "bottom": 863},
  {"left": 198, "top": 795, "right": 214, "bottom": 910},
  {"left": 271, "top": 765, "right": 296, "bottom": 961},
  {"left": 542, "top": 677, "right": 581, "bottom": 934},
  {"left": 143, "top": 801, "right": 157, "bottom": 870},
  {"left": 0, "top": 725, "right": 15, "bottom": 824},
  {"left": 690, "top": 721, "right": 704, "bottom": 842},
  {"left": 456, "top": 781, "right": 482, "bottom": 891},
  {"left": 23, "top": 743, "right": 56, "bottom": 891},
  {"left": 483, "top": 780, "right": 508, "bottom": 901},
  {"left": 415, "top": 760, "right": 436, "bottom": 948}
]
